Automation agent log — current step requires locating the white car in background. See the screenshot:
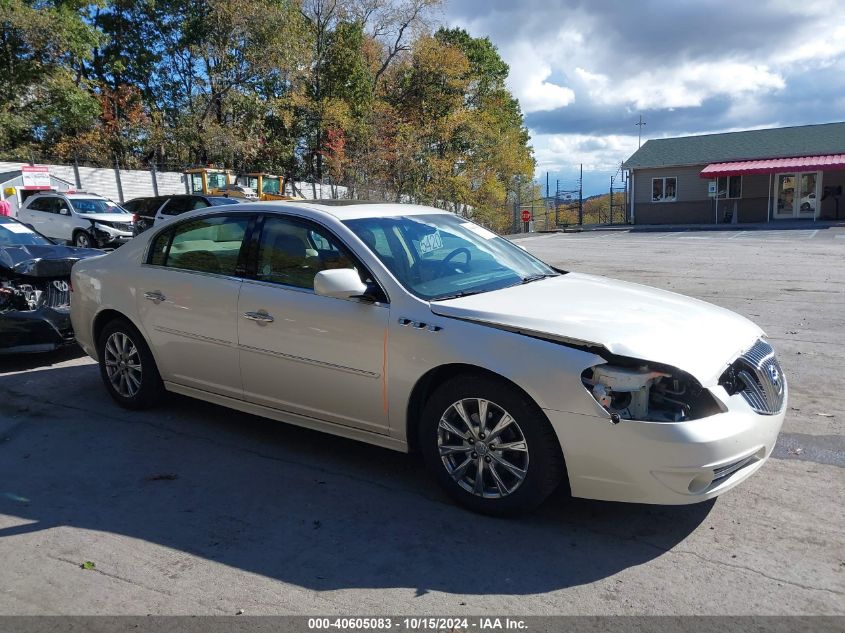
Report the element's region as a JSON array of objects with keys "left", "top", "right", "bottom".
[
  {"left": 210, "top": 184, "right": 259, "bottom": 201},
  {"left": 18, "top": 192, "right": 134, "bottom": 248},
  {"left": 70, "top": 201, "right": 786, "bottom": 515}
]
